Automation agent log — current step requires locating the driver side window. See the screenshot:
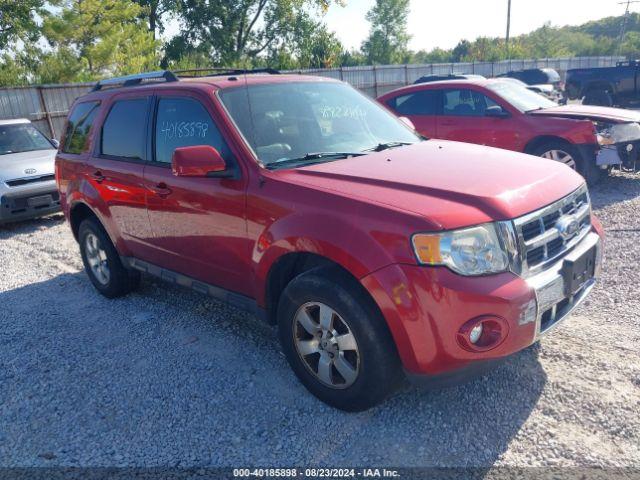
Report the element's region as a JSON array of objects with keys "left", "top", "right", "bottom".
[
  {"left": 443, "top": 89, "right": 499, "bottom": 117},
  {"left": 154, "top": 97, "right": 232, "bottom": 164}
]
